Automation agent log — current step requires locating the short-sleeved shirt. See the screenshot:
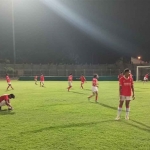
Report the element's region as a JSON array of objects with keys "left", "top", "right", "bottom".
[
  {"left": 6, "top": 76, "right": 10, "bottom": 83},
  {"left": 119, "top": 76, "right": 133, "bottom": 96},
  {"left": 40, "top": 75, "right": 44, "bottom": 81},
  {"left": 35, "top": 76, "right": 38, "bottom": 80},
  {"left": 80, "top": 76, "right": 86, "bottom": 82},
  {"left": 145, "top": 74, "right": 149, "bottom": 78},
  {"left": 68, "top": 75, "right": 73, "bottom": 81},
  {"left": 92, "top": 78, "right": 98, "bottom": 86},
  {"left": 0, "top": 95, "right": 9, "bottom": 103}
]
